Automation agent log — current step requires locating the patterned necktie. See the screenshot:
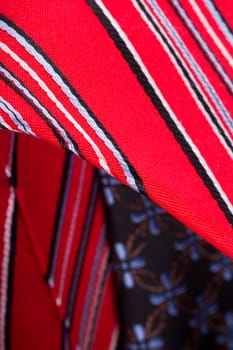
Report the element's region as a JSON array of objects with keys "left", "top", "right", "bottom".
[{"left": 1, "top": 1, "right": 233, "bottom": 349}]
